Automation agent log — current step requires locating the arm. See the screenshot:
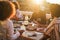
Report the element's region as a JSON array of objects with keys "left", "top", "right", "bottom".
[
  {"left": 44, "top": 18, "right": 56, "bottom": 35},
  {"left": 6, "top": 19, "right": 20, "bottom": 39}
]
